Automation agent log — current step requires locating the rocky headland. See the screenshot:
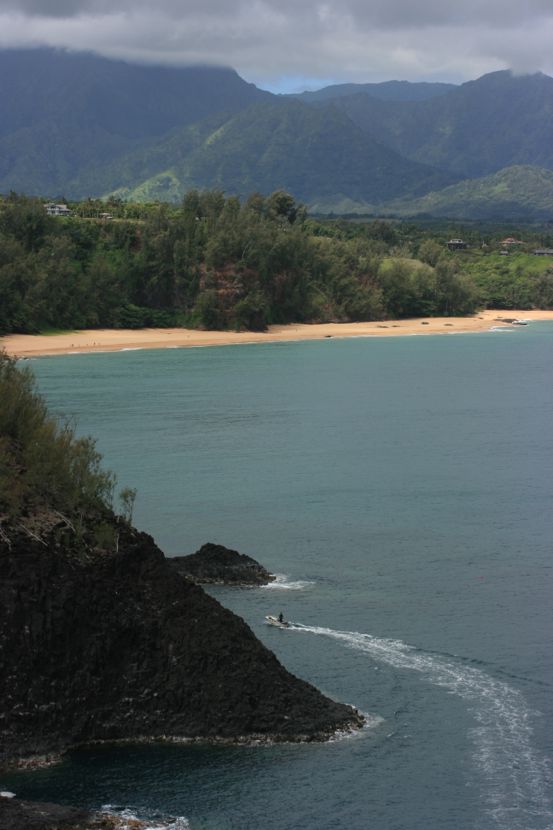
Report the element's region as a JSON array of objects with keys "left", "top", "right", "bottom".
[
  {"left": 0, "top": 345, "right": 363, "bottom": 830},
  {"left": 169, "top": 541, "right": 276, "bottom": 585},
  {"left": 0, "top": 515, "right": 363, "bottom": 770}
]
